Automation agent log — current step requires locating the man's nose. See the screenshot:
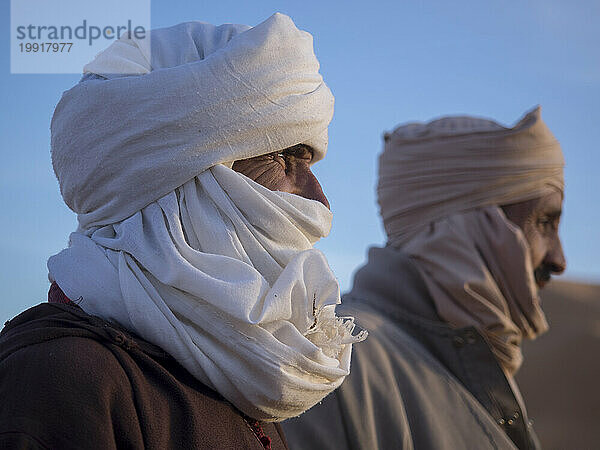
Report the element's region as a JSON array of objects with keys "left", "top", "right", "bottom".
[
  {"left": 545, "top": 237, "right": 566, "bottom": 274},
  {"left": 300, "top": 170, "right": 330, "bottom": 210}
]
